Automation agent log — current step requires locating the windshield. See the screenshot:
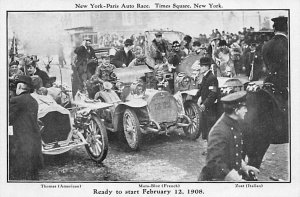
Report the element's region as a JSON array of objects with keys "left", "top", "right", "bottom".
[{"left": 146, "top": 31, "right": 184, "bottom": 44}]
